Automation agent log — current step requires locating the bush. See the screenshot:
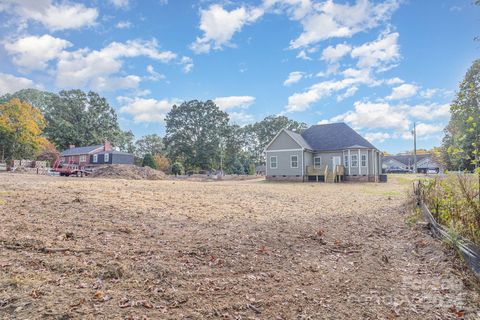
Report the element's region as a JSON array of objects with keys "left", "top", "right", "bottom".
[
  {"left": 153, "top": 154, "right": 171, "bottom": 173},
  {"left": 142, "top": 154, "right": 157, "bottom": 169},
  {"left": 171, "top": 162, "right": 184, "bottom": 175}
]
